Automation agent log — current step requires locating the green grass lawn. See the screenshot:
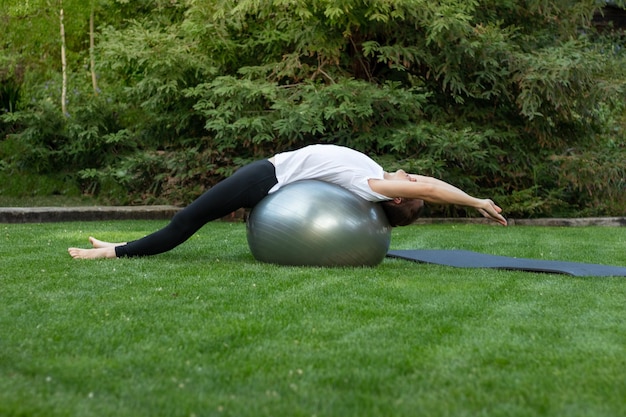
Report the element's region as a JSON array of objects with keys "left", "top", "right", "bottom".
[{"left": 1, "top": 221, "right": 625, "bottom": 417}]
